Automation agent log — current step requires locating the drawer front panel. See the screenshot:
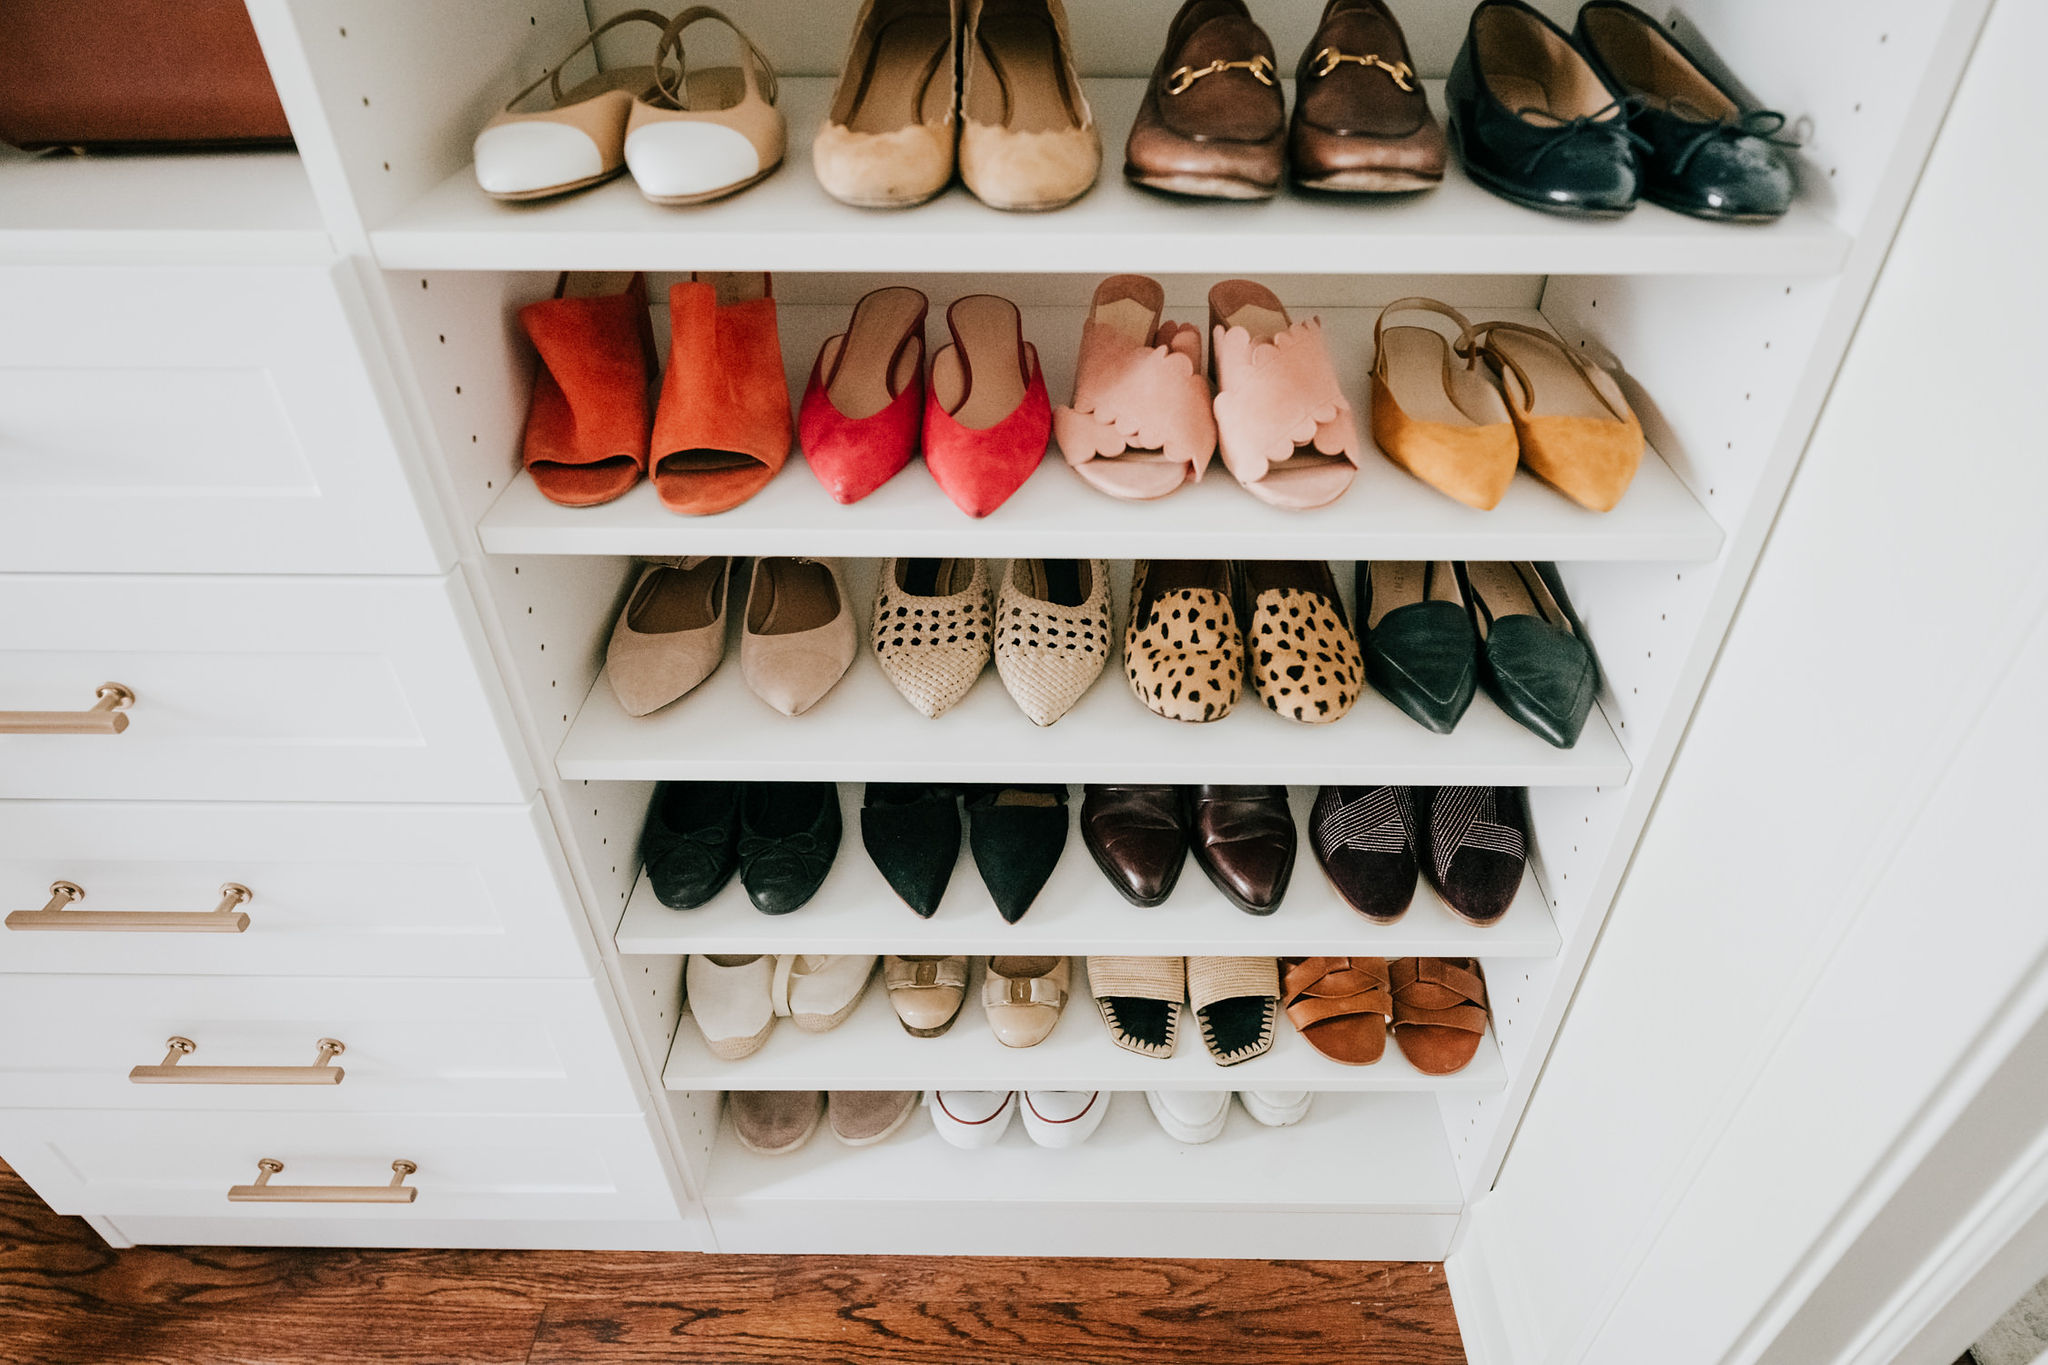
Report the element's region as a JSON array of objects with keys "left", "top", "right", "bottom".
[
  {"left": 0, "top": 572, "right": 527, "bottom": 802},
  {"left": 0, "top": 264, "right": 447, "bottom": 575},
  {"left": 0, "top": 976, "right": 641, "bottom": 1114},
  {"left": 0, "top": 1110, "right": 681, "bottom": 1222},
  {"left": 0, "top": 799, "right": 588, "bottom": 978}
]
